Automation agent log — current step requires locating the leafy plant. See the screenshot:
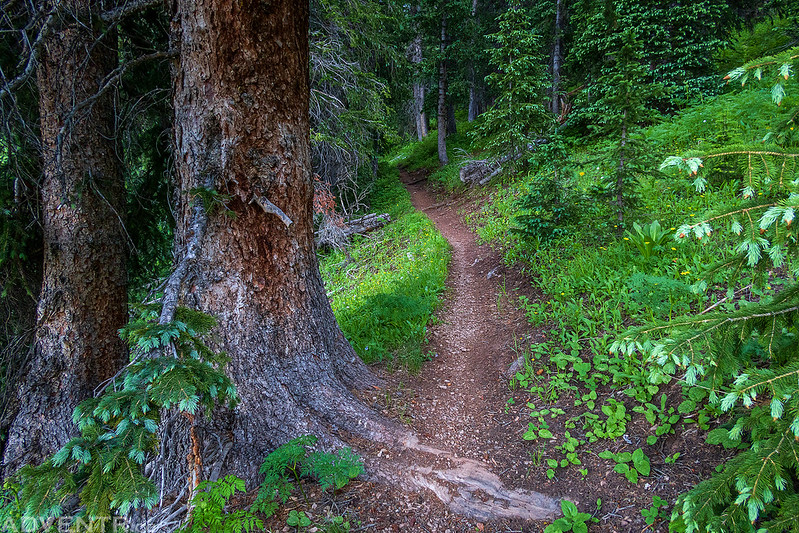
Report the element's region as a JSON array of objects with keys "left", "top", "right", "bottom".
[
  {"left": 178, "top": 475, "right": 262, "bottom": 533},
  {"left": 624, "top": 220, "right": 672, "bottom": 260},
  {"left": 590, "top": 399, "right": 629, "bottom": 440},
  {"left": 190, "top": 187, "right": 235, "bottom": 217},
  {"left": 625, "top": 273, "right": 693, "bottom": 321},
  {"left": 0, "top": 481, "right": 22, "bottom": 533},
  {"left": 286, "top": 509, "right": 312, "bottom": 530},
  {"left": 302, "top": 447, "right": 364, "bottom": 492},
  {"left": 640, "top": 495, "right": 669, "bottom": 527},
  {"left": 633, "top": 394, "right": 681, "bottom": 445},
  {"left": 252, "top": 435, "right": 363, "bottom": 518},
  {"left": 253, "top": 436, "right": 317, "bottom": 516},
  {"left": 598, "top": 448, "right": 651, "bottom": 484},
  {"left": 664, "top": 452, "right": 681, "bottom": 464},
  {"left": 544, "top": 499, "right": 597, "bottom": 533},
  {"left": 545, "top": 432, "right": 585, "bottom": 479}
]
